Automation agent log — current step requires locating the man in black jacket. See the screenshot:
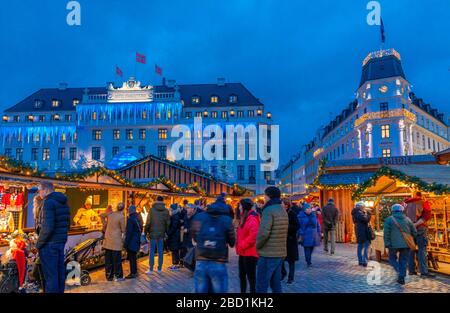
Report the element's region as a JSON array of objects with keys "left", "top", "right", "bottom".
[
  {"left": 322, "top": 198, "right": 339, "bottom": 255},
  {"left": 191, "top": 195, "right": 236, "bottom": 293},
  {"left": 36, "top": 182, "right": 70, "bottom": 293}
]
